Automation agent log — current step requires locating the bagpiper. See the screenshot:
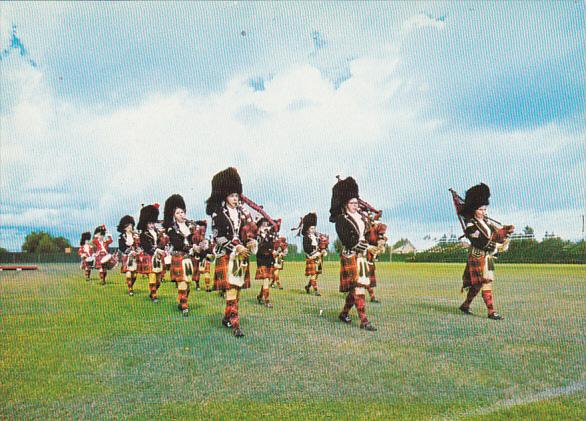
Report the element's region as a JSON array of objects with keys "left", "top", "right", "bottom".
[
  {"left": 164, "top": 194, "right": 199, "bottom": 316},
  {"left": 92, "top": 225, "right": 116, "bottom": 285},
  {"left": 78, "top": 232, "right": 95, "bottom": 281},
  {"left": 190, "top": 220, "right": 211, "bottom": 292},
  {"left": 118, "top": 215, "right": 140, "bottom": 296},
  {"left": 270, "top": 236, "right": 287, "bottom": 289},
  {"left": 207, "top": 167, "right": 257, "bottom": 338},
  {"left": 255, "top": 218, "right": 276, "bottom": 308},
  {"left": 330, "top": 177, "right": 378, "bottom": 331},
  {"left": 301, "top": 212, "right": 325, "bottom": 296},
  {"left": 137, "top": 203, "right": 165, "bottom": 302},
  {"left": 458, "top": 183, "right": 514, "bottom": 320}
]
